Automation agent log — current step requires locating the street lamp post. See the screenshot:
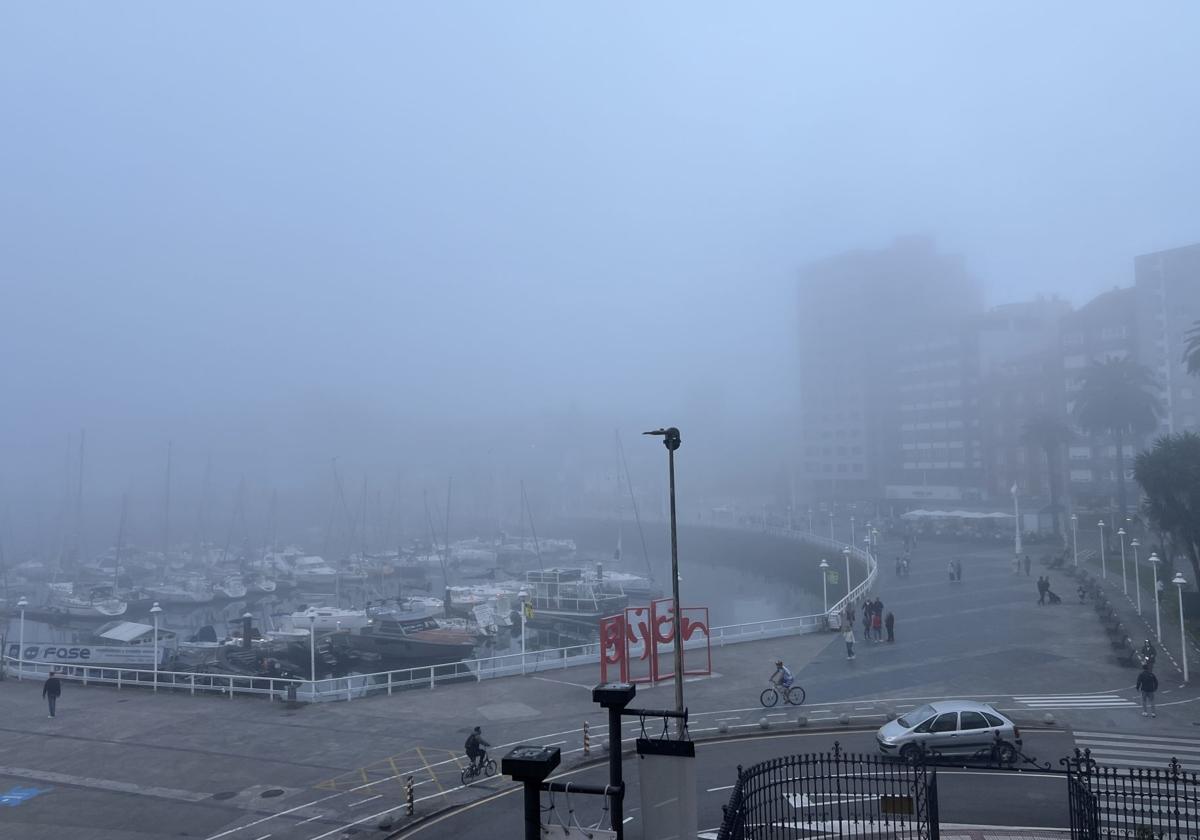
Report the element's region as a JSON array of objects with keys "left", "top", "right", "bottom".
[
  {"left": 518, "top": 587, "right": 528, "bottom": 675},
  {"left": 829, "top": 511, "right": 835, "bottom": 541},
  {"left": 819, "top": 559, "right": 829, "bottom": 618},
  {"left": 150, "top": 602, "right": 163, "bottom": 693},
  {"left": 850, "top": 516, "right": 856, "bottom": 549},
  {"left": 1071, "top": 514, "right": 1078, "bottom": 567},
  {"left": 807, "top": 508, "right": 813, "bottom": 534},
  {"left": 1174, "top": 572, "right": 1189, "bottom": 684},
  {"left": 16, "top": 596, "right": 28, "bottom": 681},
  {"left": 1098, "top": 520, "right": 1107, "bottom": 579},
  {"left": 308, "top": 614, "right": 317, "bottom": 686},
  {"left": 1118, "top": 528, "right": 1128, "bottom": 595},
  {"left": 1131, "top": 539, "right": 1142, "bottom": 615},
  {"left": 1148, "top": 552, "right": 1162, "bottom": 642},
  {"left": 842, "top": 546, "right": 852, "bottom": 603},
  {"left": 644, "top": 427, "right": 684, "bottom": 730},
  {"left": 1012, "top": 485, "right": 1022, "bottom": 560},
  {"left": 862, "top": 534, "right": 871, "bottom": 566}
]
